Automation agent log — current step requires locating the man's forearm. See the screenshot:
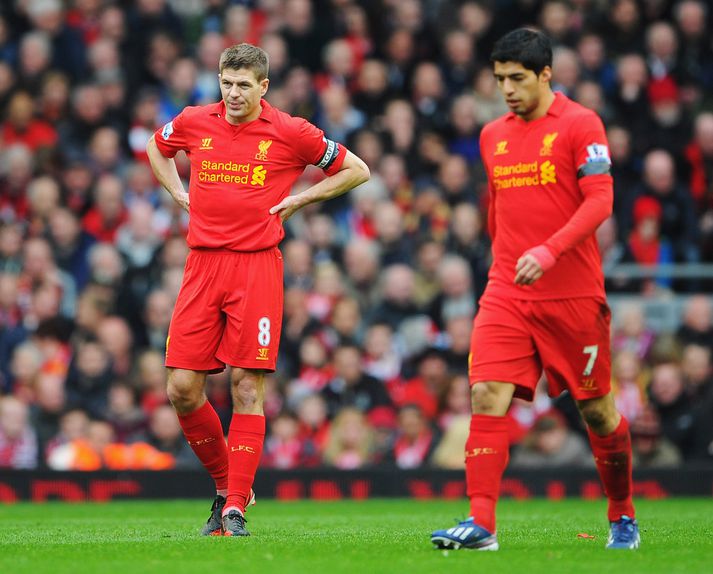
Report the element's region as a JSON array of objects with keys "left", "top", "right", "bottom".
[
  {"left": 544, "top": 181, "right": 612, "bottom": 258},
  {"left": 294, "top": 165, "right": 369, "bottom": 209},
  {"left": 146, "top": 137, "right": 186, "bottom": 202}
]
